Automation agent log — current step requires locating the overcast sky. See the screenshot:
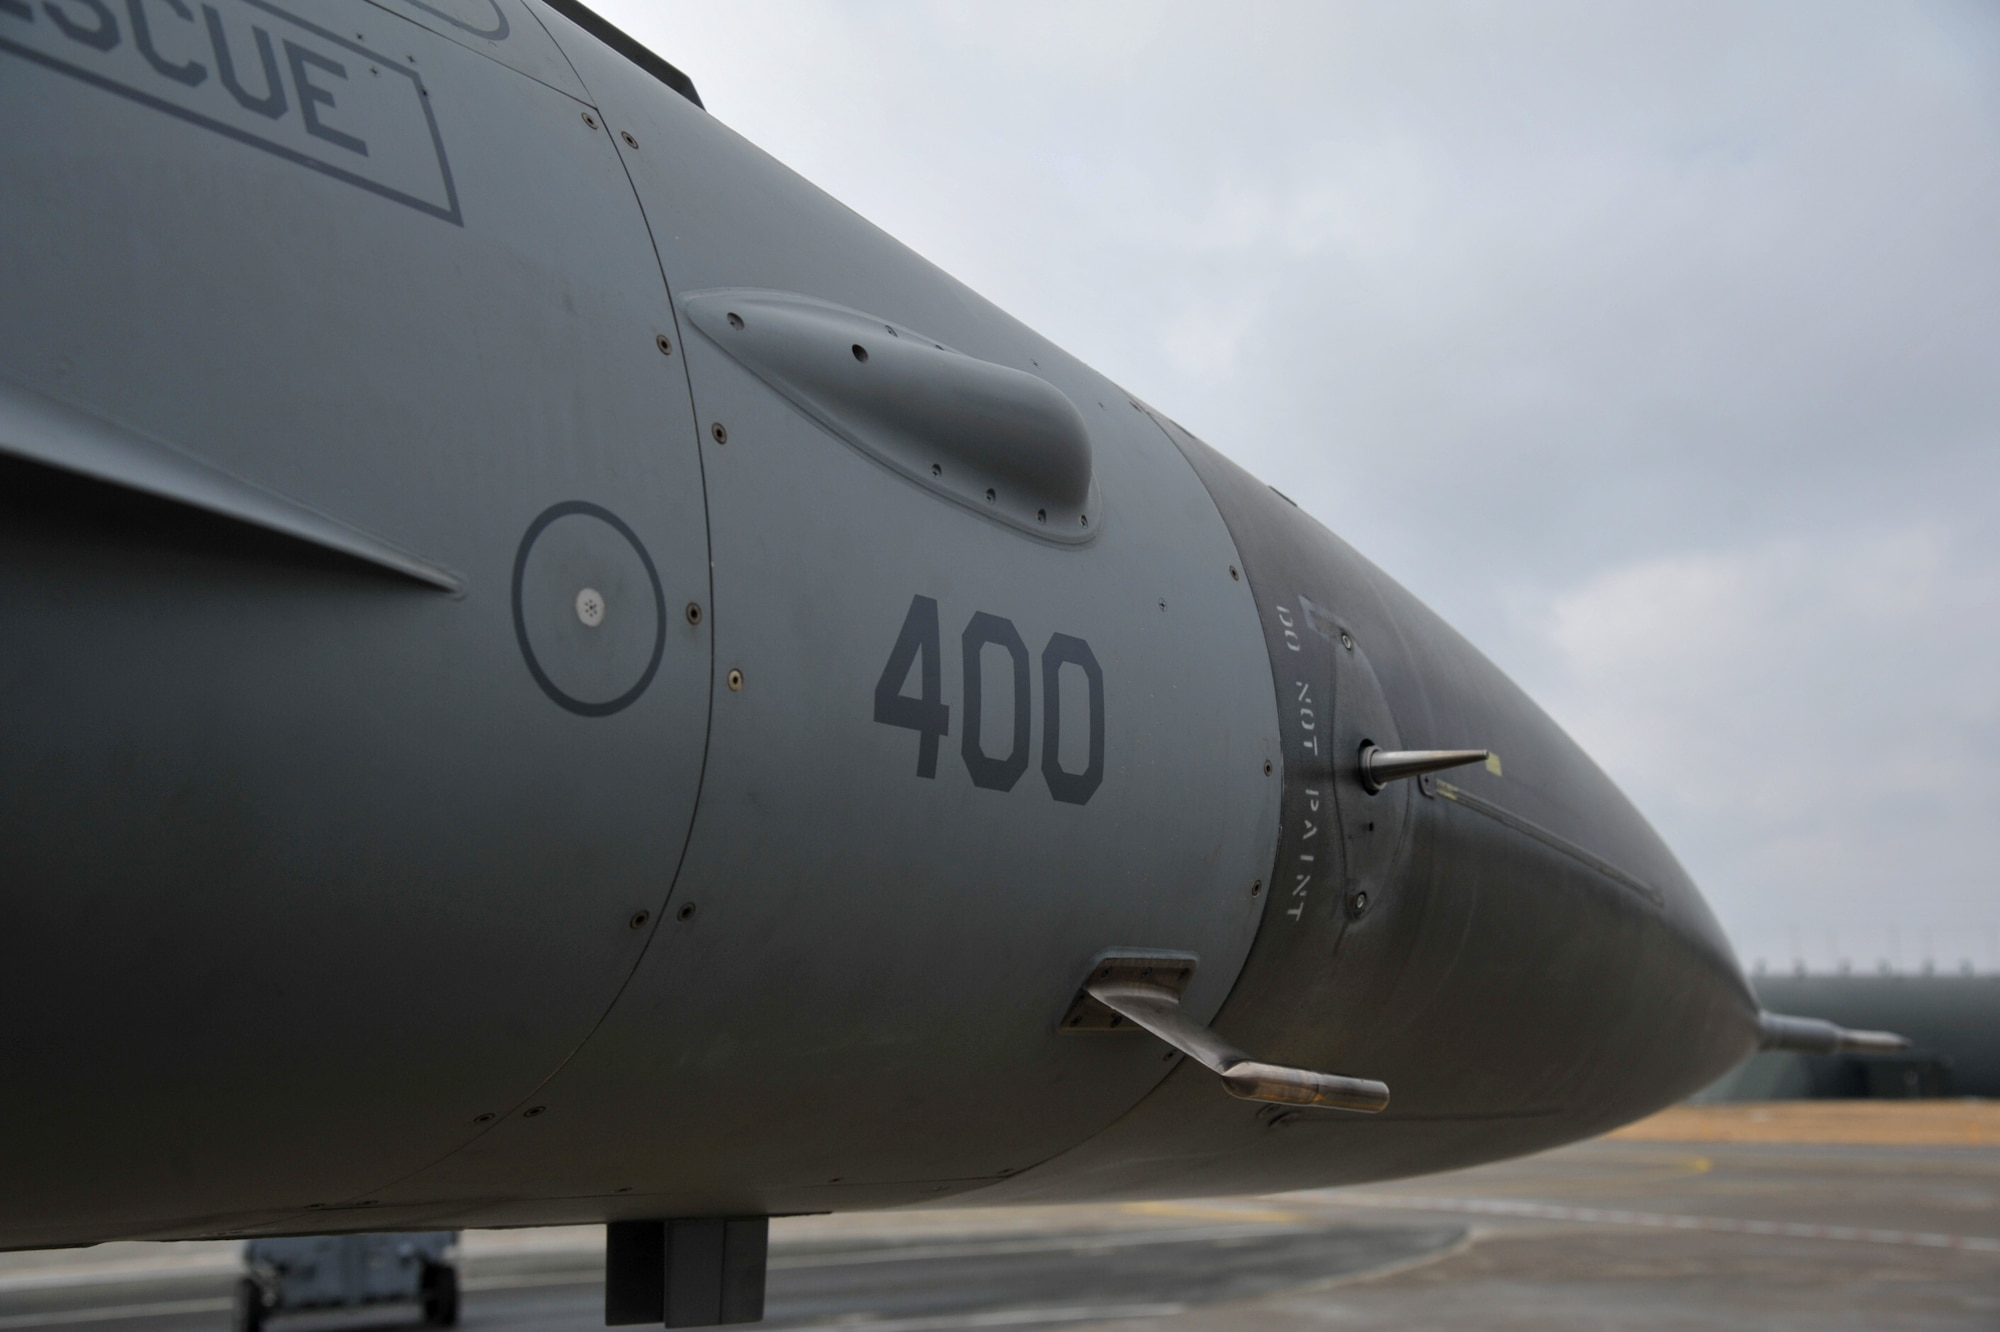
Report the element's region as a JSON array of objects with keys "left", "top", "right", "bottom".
[{"left": 597, "top": 1, "right": 2000, "bottom": 975}]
